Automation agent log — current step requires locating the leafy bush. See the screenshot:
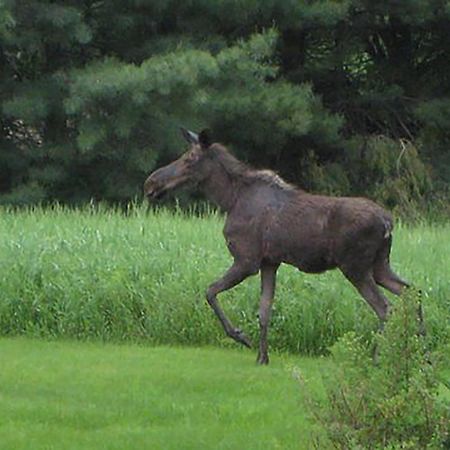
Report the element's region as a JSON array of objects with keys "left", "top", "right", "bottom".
[
  {"left": 305, "top": 136, "right": 434, "bottom": 219},
  {"left": 301, "top": 288, "right": 450, "bottom": 449}
]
